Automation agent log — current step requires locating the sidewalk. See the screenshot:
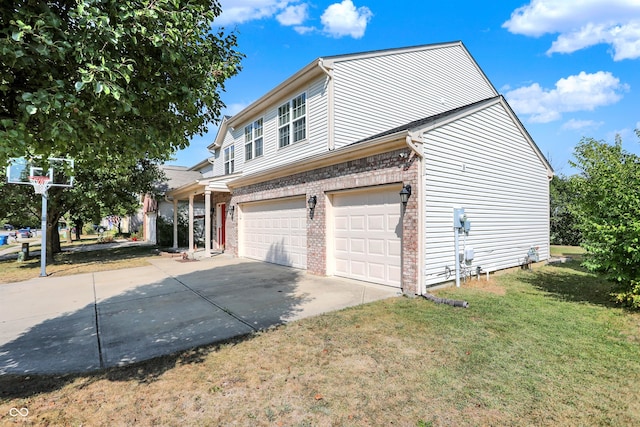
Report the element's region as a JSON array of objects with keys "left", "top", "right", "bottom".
[{"left": 0, "top": 253, "right": 399, "bottom": 375}]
